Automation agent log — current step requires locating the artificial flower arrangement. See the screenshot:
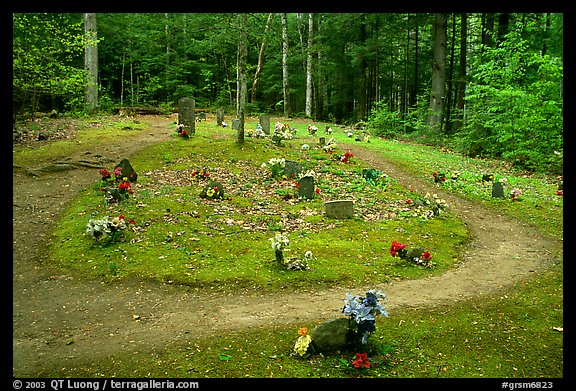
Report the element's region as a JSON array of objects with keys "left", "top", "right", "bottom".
[
  {"left": 269, "top": 232, "right": 312, "bottom": 270},
  {"left": 271, "top": 122, "right": 295, "bottom": 146},
  {"left": 99, "top": 166, "right": 135, "bottom": 203},
  {"left": 307, "top": 124, "right": 318, "bottom": 135},
  {"left": 510, "top": 187, "right": 522, "bottom": 201},
  {"left": 261, "top": 157, "right": 286, "bottom": 179},
  {"left": 86, "top": 214, "right": 136, "bottom": 243},
  {"left": 191, "top": 168, "right": 211, "bottom": 181},
  {"left": 293, "top": 289, "right": 388, "bottom": 361},
  {"left": 176, "top": 123, "right": 189, "bottom": 139},
  {"left": 389, "top": 240, "right": 434, "bottom": 268},
  {"left": 339, "top": 151, "right": 354, "bottom": 163}
]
